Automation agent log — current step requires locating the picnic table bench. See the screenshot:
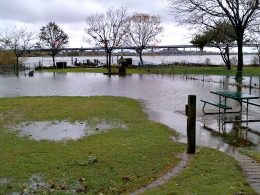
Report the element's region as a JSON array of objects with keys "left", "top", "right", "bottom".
[
  {"left": 201, "top": 99, "right": 232, "bottom": 114},
  {"left": 202, "top": 91, "right": 260, "bottom": 125}
]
